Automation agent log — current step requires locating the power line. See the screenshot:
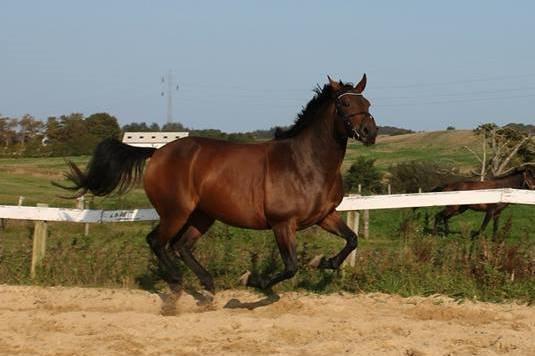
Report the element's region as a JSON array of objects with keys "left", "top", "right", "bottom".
[
  {"left": 372, "top": 73, "right": 535, "bottom": 90},
  {"left": 378, "top": 93, "right": 535, "bottom": 107}
]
